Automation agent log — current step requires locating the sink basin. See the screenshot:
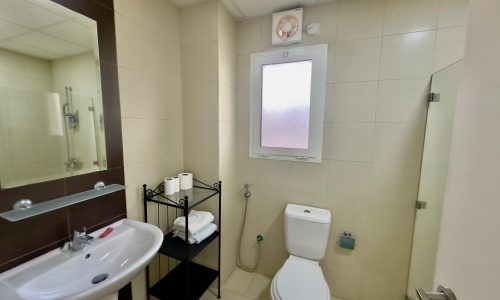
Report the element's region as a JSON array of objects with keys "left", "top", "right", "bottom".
[{"left": 0, "top": 219, "right": 163, "bottom": 300}]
